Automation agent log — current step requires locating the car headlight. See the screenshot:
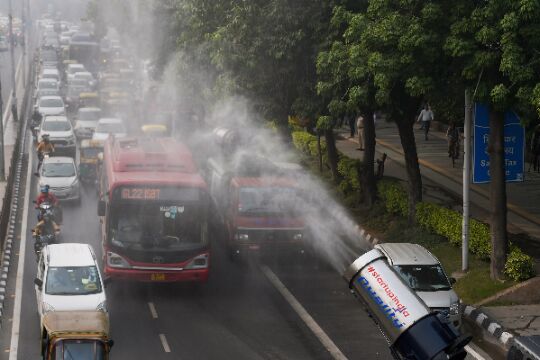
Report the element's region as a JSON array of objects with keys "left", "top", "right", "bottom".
[
  {"left": 107, "top": 251, "right": 131, "bottom": 268},
  {"left": 96, "top": 301, "right": 107, "bottom": 313},
  {"left": 449, "top": 302, "right": 460, "bottom": 316},
  {"left": 293, "top": 233, "right": 303, "bottom": 240},
  {"left": 43, "top": 302, "right": 55, "bottom": 314},
  {"left": 71, "top": 178, "right": 79, "bottom": 188},
  {"left": 185, "top": 254, "right": 209, "bottom": 269},
  {"left": 234, "top": 233, "right": 249, "bottom": 241},
  {"left": 67, "top": 137, "right": 76, "bottom": 145}
]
